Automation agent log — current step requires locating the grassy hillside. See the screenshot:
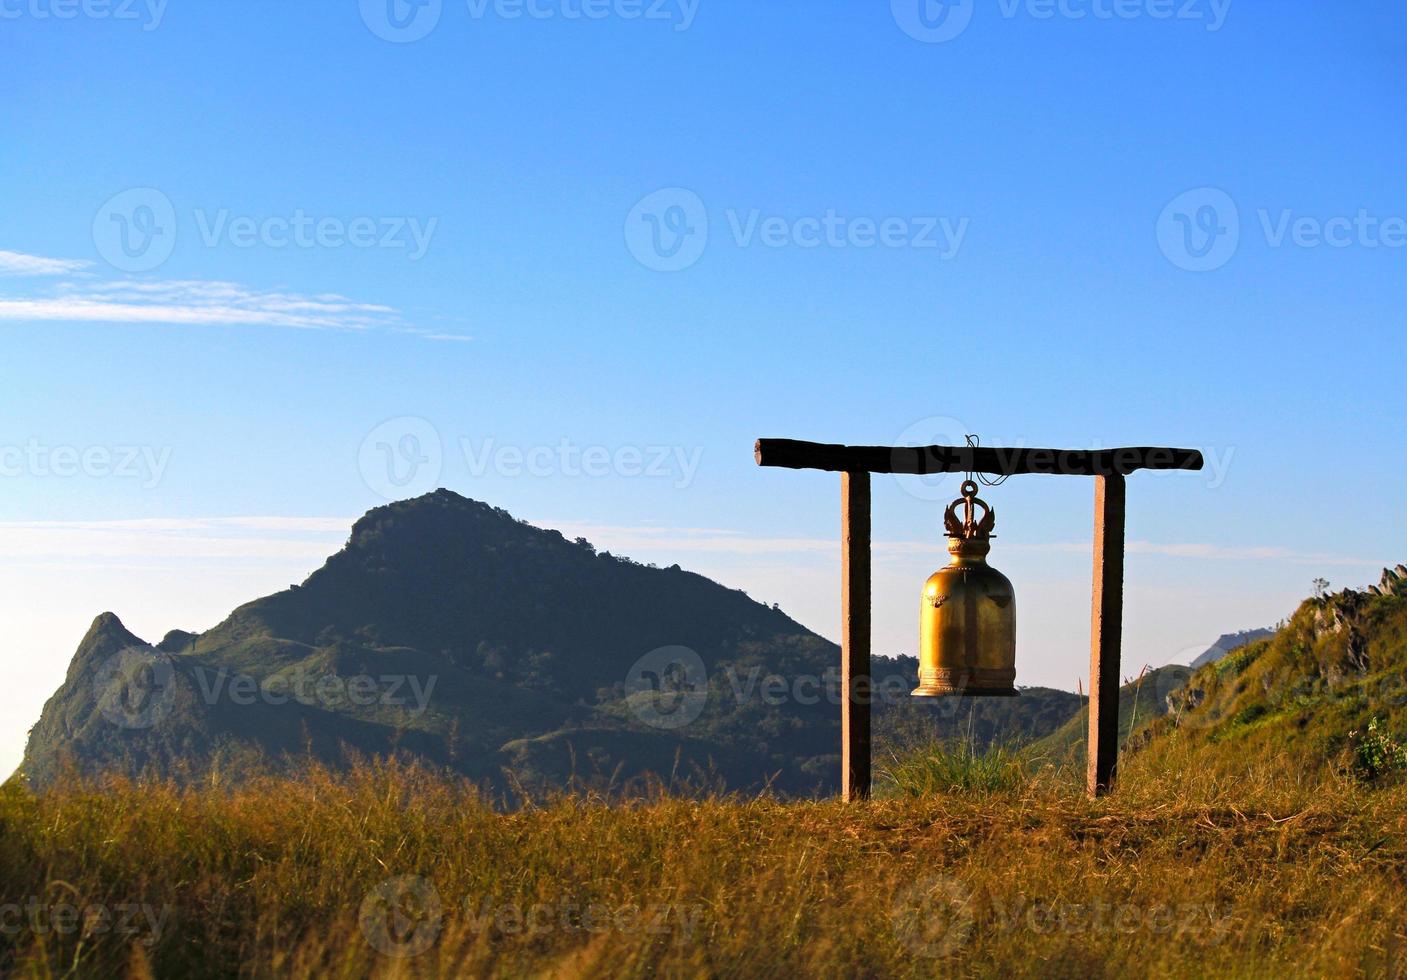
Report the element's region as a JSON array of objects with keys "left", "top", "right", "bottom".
[
  {"left": 1133, "top": 567, "right": 1407, "bottom": 783},
  {"left": 3, "top": 752, "right": 1406, "bottom": 978}
]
